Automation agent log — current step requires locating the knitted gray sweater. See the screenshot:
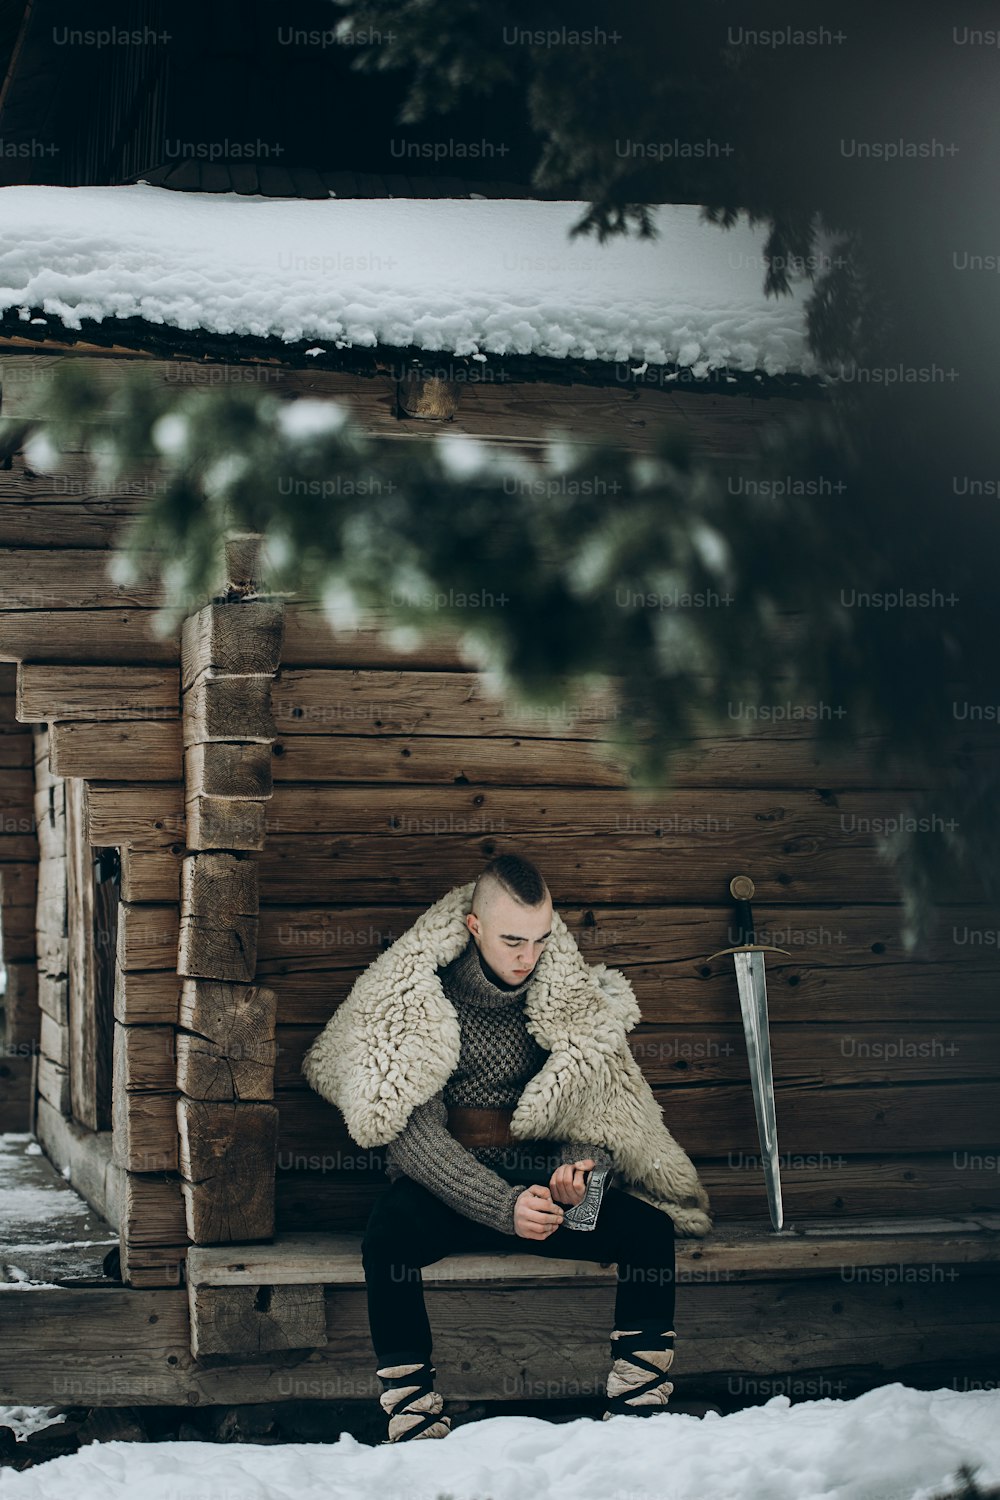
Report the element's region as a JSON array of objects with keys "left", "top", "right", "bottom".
[{"left": 383, "top": 937, "right": 614, "bottom": 1235}]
